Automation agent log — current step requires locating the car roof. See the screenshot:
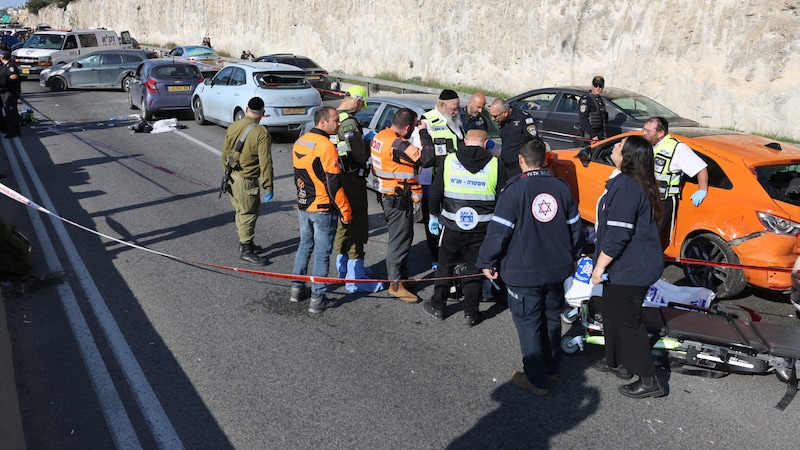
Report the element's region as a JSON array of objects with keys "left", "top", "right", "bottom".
[
  {"left": 368, "top": 94, "right": 441, "bottom": 112},
  {"left": 515, "top": 85, "right": 654, "bottom": 101},
  {"left": 82, "top": 49, "right": 157, "bottom": 56},
  {"left": 228, "top": 61, "right": 307, "bottom": 72},
  {"left": 145, "top": 59, "right": 196, "bottom": 66}
]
